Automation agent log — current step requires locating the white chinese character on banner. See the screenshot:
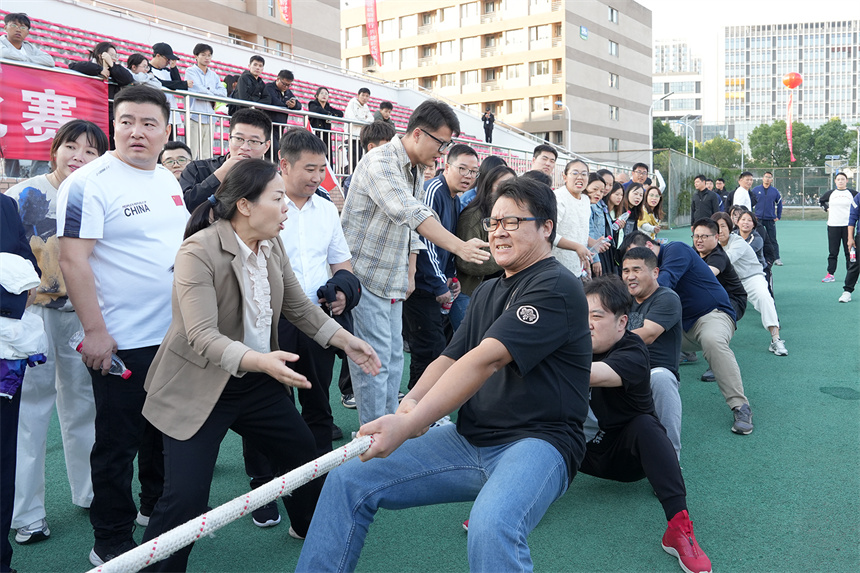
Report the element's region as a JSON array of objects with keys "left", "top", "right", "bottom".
[
  {"left": 21, "top": 89, "right": 77, "bottom": 142},
  {"left": 0, "top": 96, "right": 7, "bottom": 138}
]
